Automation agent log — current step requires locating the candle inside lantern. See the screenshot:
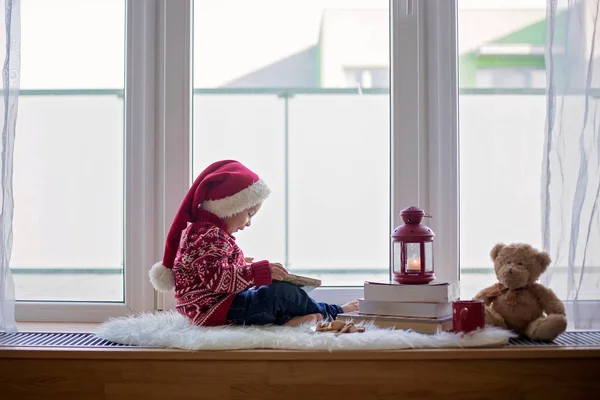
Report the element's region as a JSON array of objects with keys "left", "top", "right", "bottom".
[{"left": 407, "top": 257, "right": 421, "bottom": 271}]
